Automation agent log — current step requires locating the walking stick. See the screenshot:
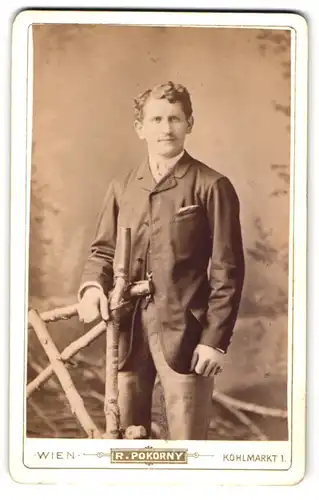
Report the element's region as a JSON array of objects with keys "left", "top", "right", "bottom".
[
  {"left": 103, "top": 227, "right": 130, "bottom": 438},
  {"left": 103, "top": 228, "right": 152, "bottom": 439}
]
